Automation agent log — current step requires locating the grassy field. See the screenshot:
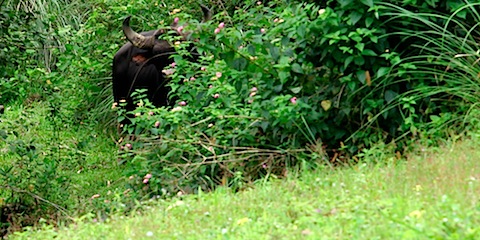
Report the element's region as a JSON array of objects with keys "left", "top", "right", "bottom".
[{"left": 9, "top": 135, "right": 480, "bottom": 239}]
